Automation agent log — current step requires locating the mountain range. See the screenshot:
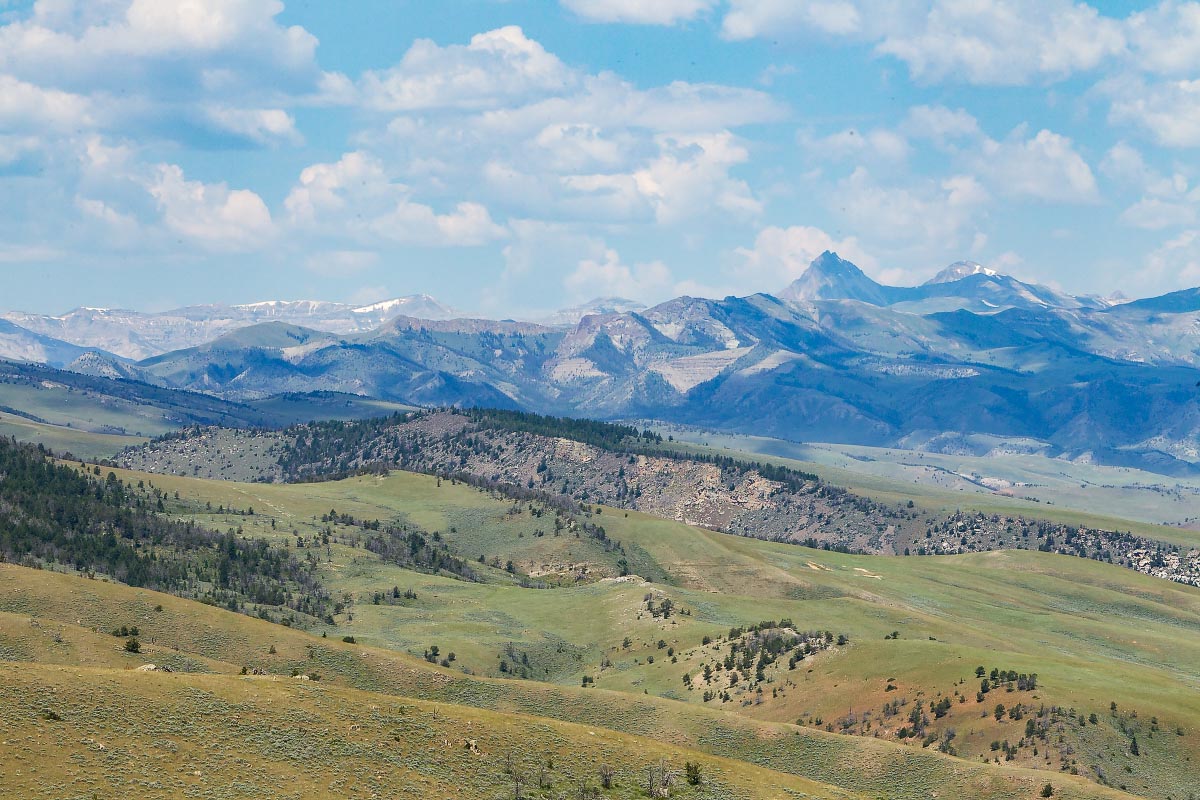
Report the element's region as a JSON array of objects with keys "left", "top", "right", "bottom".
[
  {"left": 0, "top": 294, "right": 462, "bottom": 361},
  {"left": 7, "top": 252, "right": 1200, "bottom": 473}
]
